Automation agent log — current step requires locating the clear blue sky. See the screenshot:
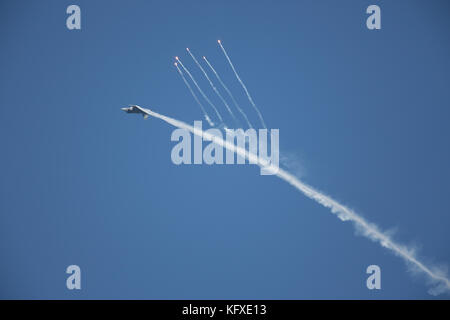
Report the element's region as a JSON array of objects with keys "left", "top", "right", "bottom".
[{"left": 1, "top": 0, "right": 450, "bottom": 299}]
